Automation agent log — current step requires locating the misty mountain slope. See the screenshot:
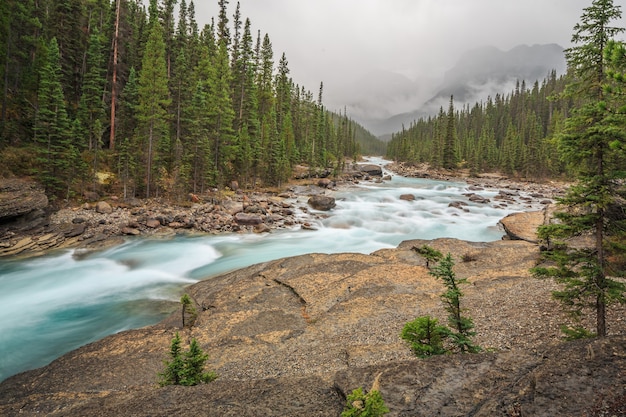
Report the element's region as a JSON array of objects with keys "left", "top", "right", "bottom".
[
  {"left": 429, "top": 43, "right": 566, "bottom": 104},
  {"left": 366, "top": 44, "right": 566, "bottom": 137}
]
